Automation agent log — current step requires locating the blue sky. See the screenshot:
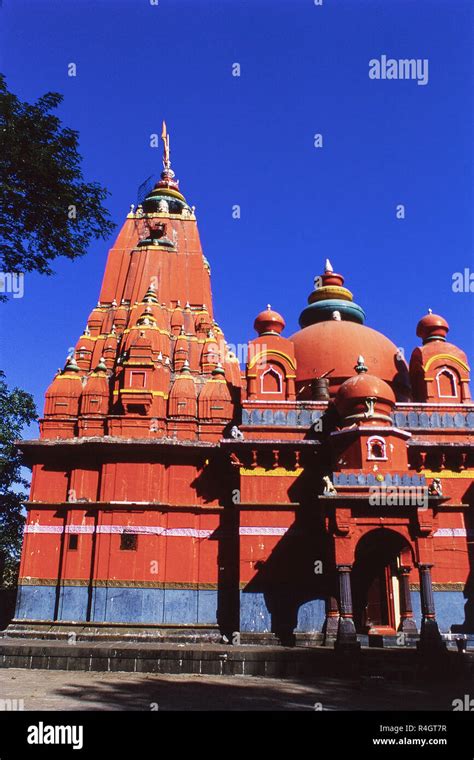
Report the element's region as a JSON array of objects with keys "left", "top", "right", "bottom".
[{"left": 1, "top": 0, "right": 473, "bottom": 436}]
